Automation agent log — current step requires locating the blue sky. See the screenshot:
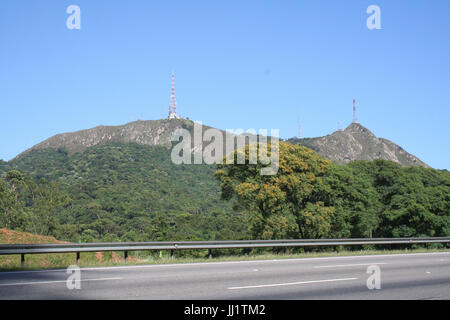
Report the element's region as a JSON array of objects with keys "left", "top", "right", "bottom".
[{"left": 0, "top": 0, "right": 449, "bottom": 169}]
